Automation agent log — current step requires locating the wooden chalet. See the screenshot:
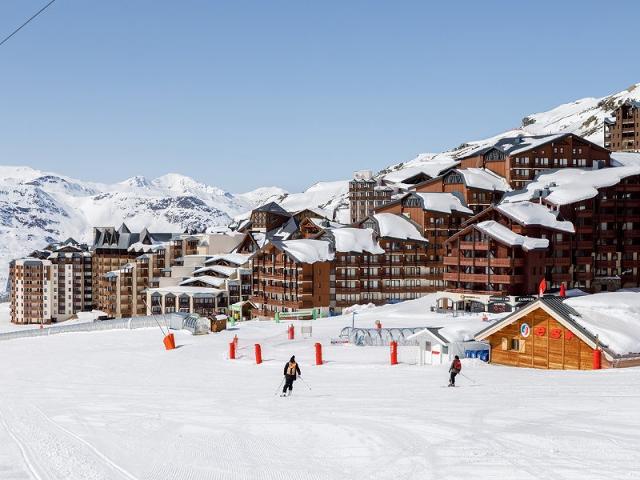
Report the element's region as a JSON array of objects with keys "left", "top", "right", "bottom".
[
  {"left": 475, "top": 297, "right": 640, "bottom": 369},
  {"left": 412, "top": 168, "right": 510, "bottom": 214},
  {"left": 375, "top": 191, "right": 472, "bottom": 290},
  {"left": 250, "top": 239, "right": 332, "bottom": 318},
  {"left": 443, "top": 202, "right": 575, "bottom": 296}
]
